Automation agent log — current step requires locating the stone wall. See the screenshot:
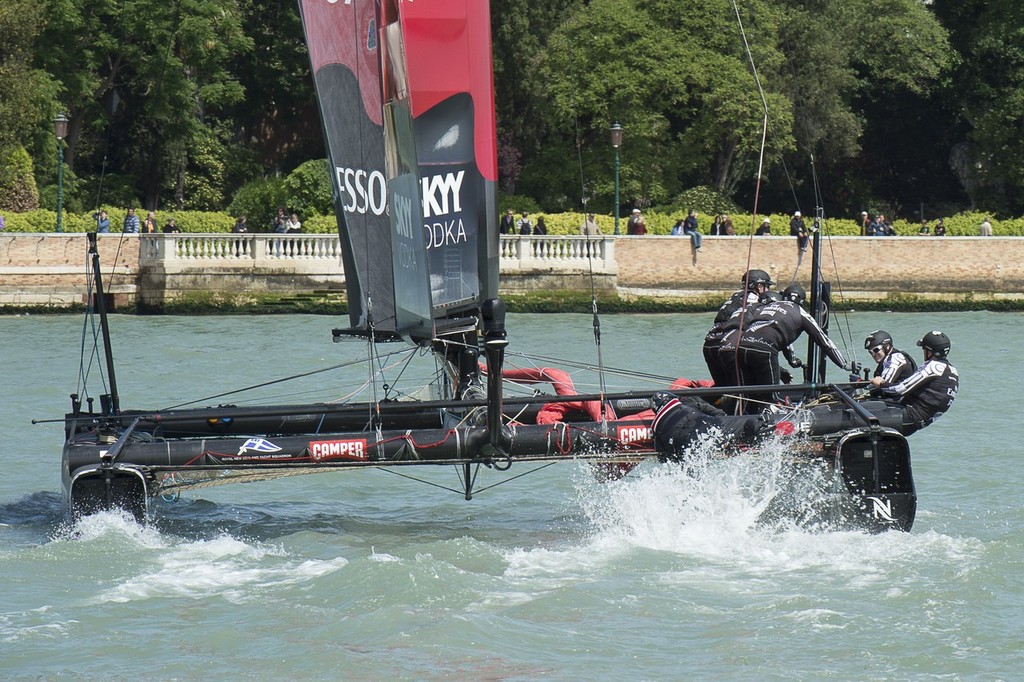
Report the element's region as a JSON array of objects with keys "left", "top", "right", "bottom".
[
  {"left": 614, "top": 235, "right": 1024, "bottom": 299},
  {"left": 0, "top": 234, "right": 139, "bottom": 306},
  {"left": 2, "top": 233, "right": 1022, "bottom": 309}
]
